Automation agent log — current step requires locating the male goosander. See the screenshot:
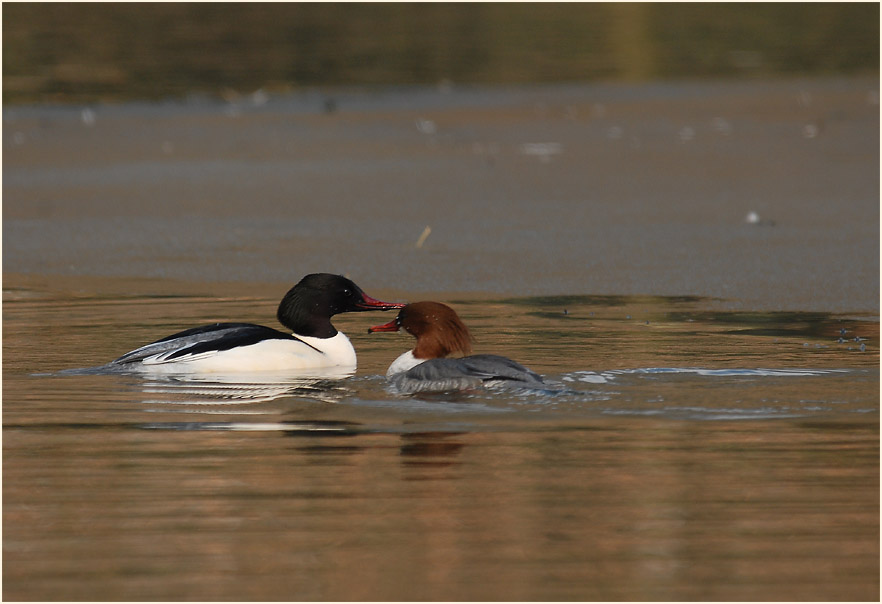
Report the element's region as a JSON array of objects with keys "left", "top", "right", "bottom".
[
  {"left": 368, "top": 301, "right": 545, "bottom": 393},
  {"left": 104, "top": 273, "right": 403, "bottom": 376}
]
